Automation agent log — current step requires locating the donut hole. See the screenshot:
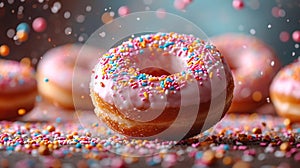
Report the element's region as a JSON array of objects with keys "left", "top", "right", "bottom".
[
  {"left": 135, "top": 50, "right": 186, "bottom": 76},
  {"left": 140, "top": 67, "right": 171, "bottom": 77},
  {"left": 130, "top": 95, "right": 151, "bottom": 111}
]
